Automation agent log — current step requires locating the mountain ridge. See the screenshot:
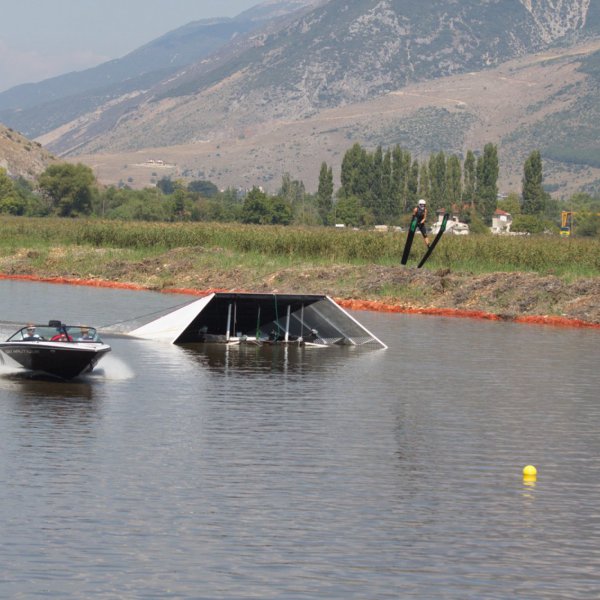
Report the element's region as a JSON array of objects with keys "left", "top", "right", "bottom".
[
  {"left": 0, "top": 0, "right": 321, "bottom": 138},
  {"left": 69, "top": 38, "right": 600, "bottom": 197},
  {"left": 2, "top": 0, "right": 599, "bottom": 195},
  {"left": 0, "top": 124, "right": 57, "bottom": 179}
]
